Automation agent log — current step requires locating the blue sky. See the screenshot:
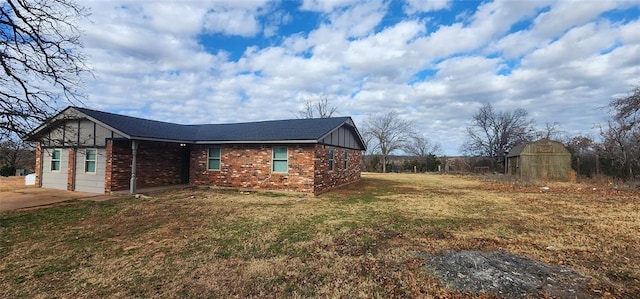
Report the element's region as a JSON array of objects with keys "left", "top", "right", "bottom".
[{"left": 77, "top": 0, "right": 640, "bottom": 155}]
